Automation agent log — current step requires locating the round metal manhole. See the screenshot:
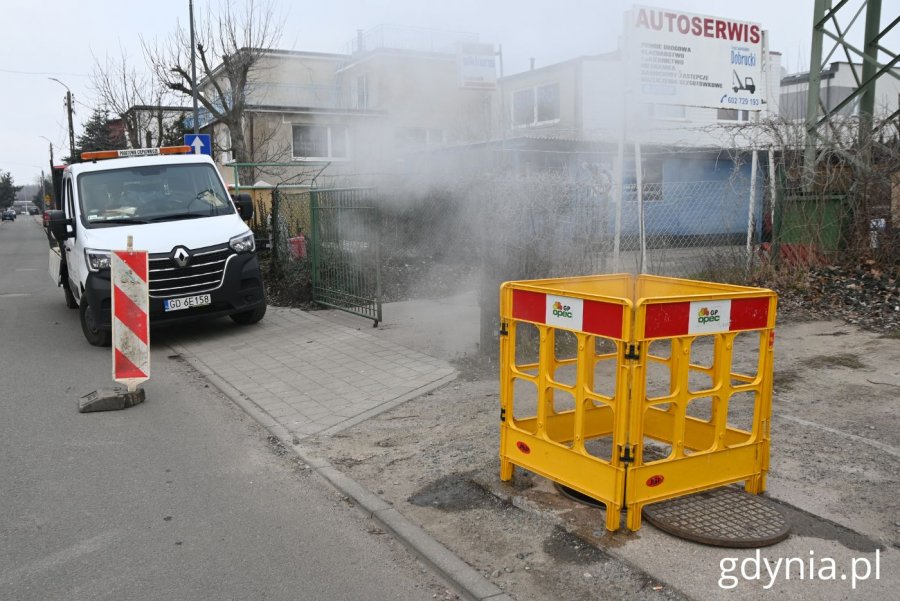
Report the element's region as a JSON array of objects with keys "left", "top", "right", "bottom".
[
  {"left": 642, "top": 487, "right": 790, "bottom": 548},
  {"left": 554, "top": 483, "right": 606, "bottom": 508}
]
